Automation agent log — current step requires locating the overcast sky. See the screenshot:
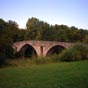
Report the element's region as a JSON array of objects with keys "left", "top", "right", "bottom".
[{"left": 0, "top": 0, "right": 88, "bottom": 29}]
